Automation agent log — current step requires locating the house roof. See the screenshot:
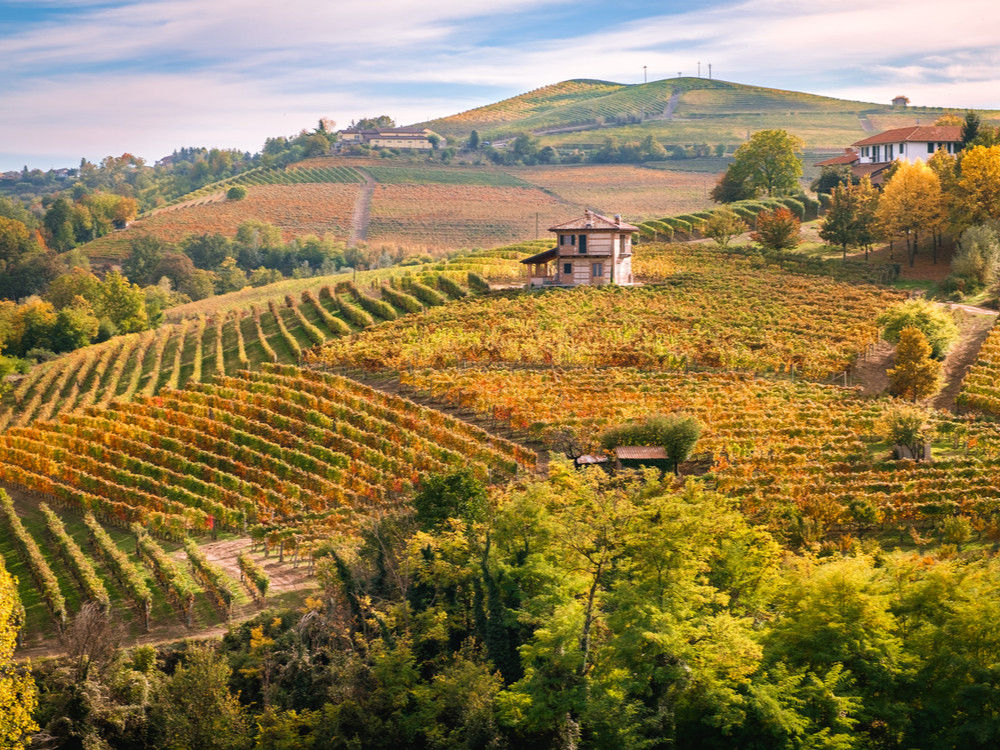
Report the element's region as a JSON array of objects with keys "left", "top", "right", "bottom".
[
  {"left": 614, "top": 445, "right": 668, "bottom": 460},
  {"left": 815, "top": 152, "right": 860, "bottom": 166},
  {"left": 549, "top": 209, "right": 640, "bottom": 233},
  {"left": 520, "top": 247, "right": 558, "bottom": 265},
  {"left": 852, "top": 126, "right": 961, "bottom": 147}
]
